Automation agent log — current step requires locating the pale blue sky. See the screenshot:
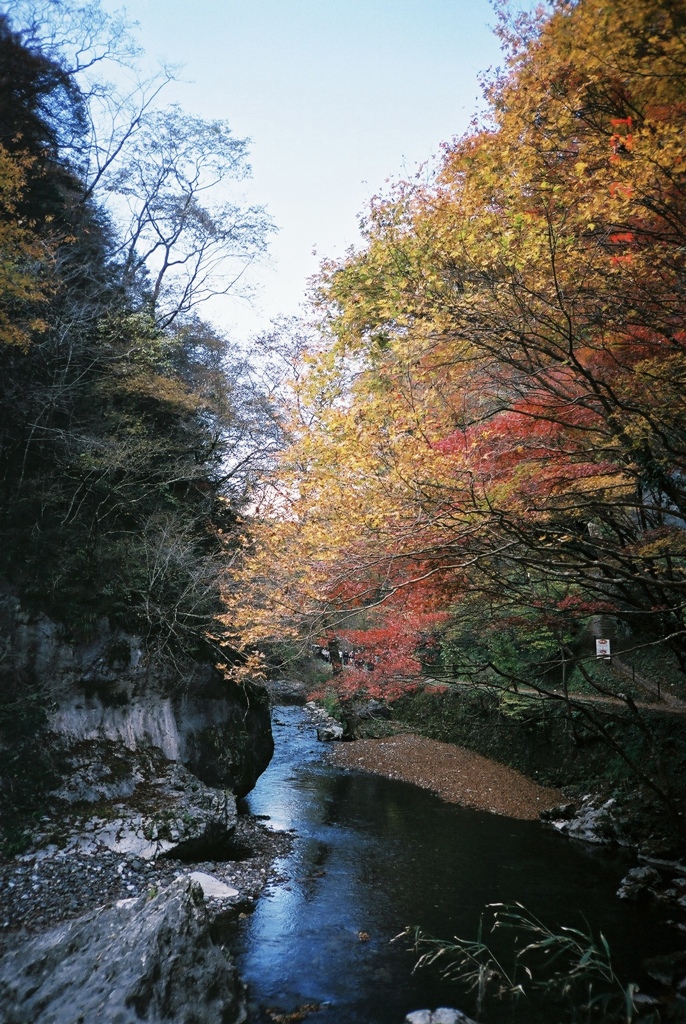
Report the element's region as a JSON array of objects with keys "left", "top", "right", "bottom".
[{"left": 112, "top": 0, "right": 504, "bottom": 338}]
